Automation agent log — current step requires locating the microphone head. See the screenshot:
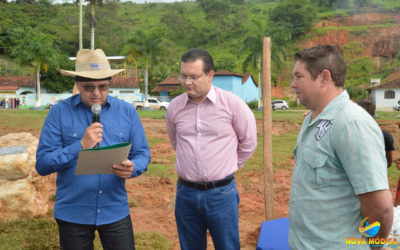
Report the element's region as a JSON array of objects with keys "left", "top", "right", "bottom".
[{"left": 91, "top": 104, "right": 102, "bottom": 115}]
